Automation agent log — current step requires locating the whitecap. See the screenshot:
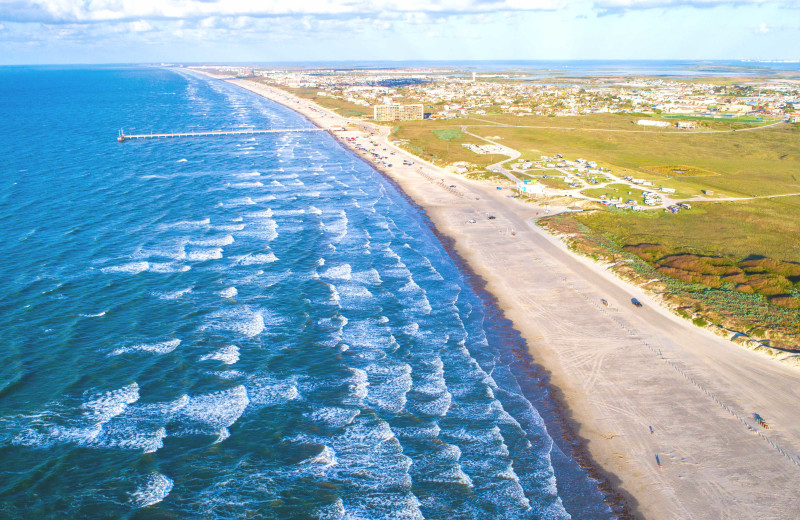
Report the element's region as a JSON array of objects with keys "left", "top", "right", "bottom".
[
  {"left": 101, "top": 261, "right": 149, "bottom": 274},
  {"left": 308, "top": 407, "right": 361, "bottom": 430},
  {"left": 320, "top": 264, "right": 351, "bottom": 281},
  {"left": 154, "top": 286, "right": 193, "bottom": 300},
  {"left": 149, "top": 262, "right": 191, "bottom": 273},
  {"left": 232, "top": 253, "right": 278, "bottom": 265},
  {"left": 111, "top": 339, "right": 181, "bottom": 356},
  {"left": 300, "top": 445, "right": 338, "bottom": 468},
  {"left": 218, "top": 286, "right": 238, "bottom": 298},
  {"left": 130, "top": 473, "right": 174, "bottom": 508},
  {"left": 230, "top": 181, "right": 264, "bottom": 189},
  {"left": 246, "top": 374, "right": 300, "bottom": 407},
  {"left": 160, "top": 218, "right": 210, "bottom": 230},
  {"left": 226, "top": 197, "right": 256, "bottom": 206},
  {"left": 187, "top": 235, "right": 234, "bottom": 247},
  {"left": 186, "top": 248, "right": 223, "bottom": 262},
  {"left": 203, "top": 307, "right": 265, "bottom": 337},
  {"left": 177, "top": 385, "right": 249, "bottom": 431},
  {"left": 200, "top": 345, "right": 240, "bottom": 365}
]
